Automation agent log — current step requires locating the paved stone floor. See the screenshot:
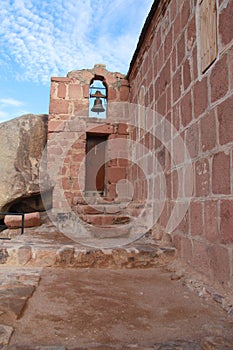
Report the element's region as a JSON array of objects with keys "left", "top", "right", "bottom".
[{"left": 0, "top": 267, "right": 232, "bottom": 349}]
